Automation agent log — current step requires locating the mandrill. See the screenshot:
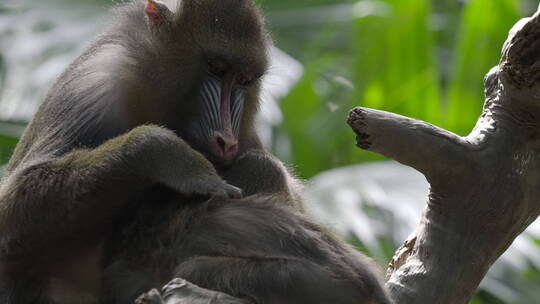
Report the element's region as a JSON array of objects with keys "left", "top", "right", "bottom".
[{"left": 0, "top": 0, "right": 393, "bottom": 303}]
